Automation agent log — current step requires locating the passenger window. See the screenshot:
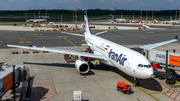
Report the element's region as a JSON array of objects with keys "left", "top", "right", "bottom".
[
  {"left": 141, "top": 64, "right": 143, "bottom": 67},
  {"left": 138, "top": 64, "right": 141, "bottom": 67}
]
